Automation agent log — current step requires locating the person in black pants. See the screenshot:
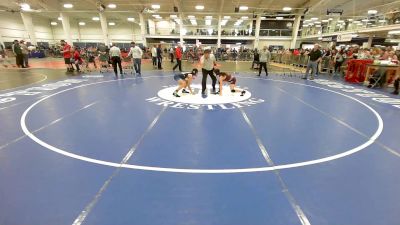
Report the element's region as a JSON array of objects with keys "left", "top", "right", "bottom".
[
  {"left": 393, "top": 78, "right": 399, "bottom": 95},
  {"left": 112, "top": 56, "right": 122, "bottom": 77},
  {"left": 200, "top": 49, "right": 217, "bottom": 96},
  {"left": 157, "top": 44, "right": 163, "bottom": 69},
  {"left": 12, "top": 40, "right": 24, "bottom": 68},
  {"left": 251, "top": 49, "right": 259, "bottom": 69},
  {"left": 109, "top": 44, "right": 123, "bottom": 77},
  {"left": 151, "top": 45, "right": 157, "bottom": 68},
  {"left": 258, "top": 46, "right": 270, "bottom": 76},
  {"left": 172, "top": 45, "right": 182, "bottom": 72},
  {"left": 169, "top": 47, "right": 174, "bottom": 63}
]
